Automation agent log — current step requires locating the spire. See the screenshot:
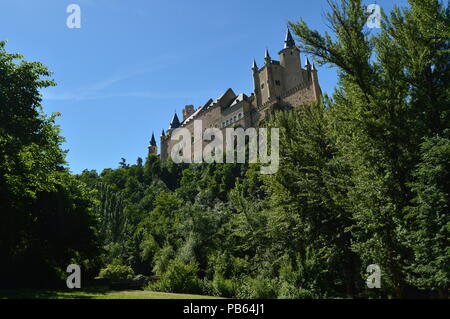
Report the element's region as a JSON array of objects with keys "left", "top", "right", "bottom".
[
  {"left": 169, "top": 112, "right": 181, "bottom": 130},
  {"left": 284, "top": 29, "right": 295, "bottom": 48},
  {"left": 161, "top": 129, "right": 165, "bottom": 137},
  {"left": 265, "top": 48, "right": 271, "bottom": 60},
  {"left": 150, "top": 132, "right": 157, "bottom": 146},
  {"left": 252, "top": 59, "right": 258, "bottom": 70},
  {"left": 312, "top": 62, "right": 316, "bottom": 71},
  {"left": 264, "top": 48, "right": 271, "bottom": 64}
]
